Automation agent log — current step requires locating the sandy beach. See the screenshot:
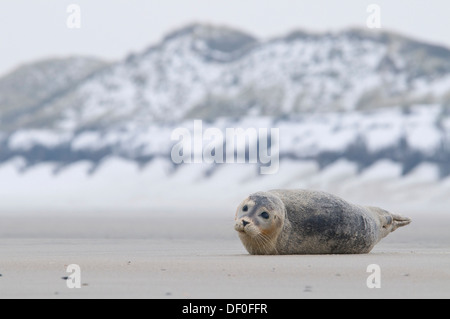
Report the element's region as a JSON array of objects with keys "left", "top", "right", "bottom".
[{"left": 0, "top": 212, "right": 449, "bottom": 299}]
